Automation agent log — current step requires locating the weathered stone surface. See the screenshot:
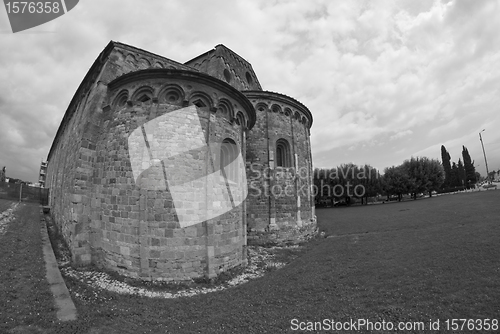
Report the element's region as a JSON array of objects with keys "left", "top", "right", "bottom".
[
  {"left": 244, "top": 91, "right": 316, "bottom": 244},
  {"left": 45, "top": 41, "right": 315, "bottom": 281}
]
